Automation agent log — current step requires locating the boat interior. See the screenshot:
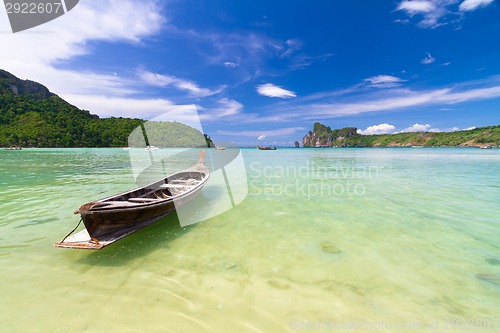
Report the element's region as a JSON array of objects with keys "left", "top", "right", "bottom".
[{"left": 90, "top": 171, "right": 206, "bottom": 209}]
